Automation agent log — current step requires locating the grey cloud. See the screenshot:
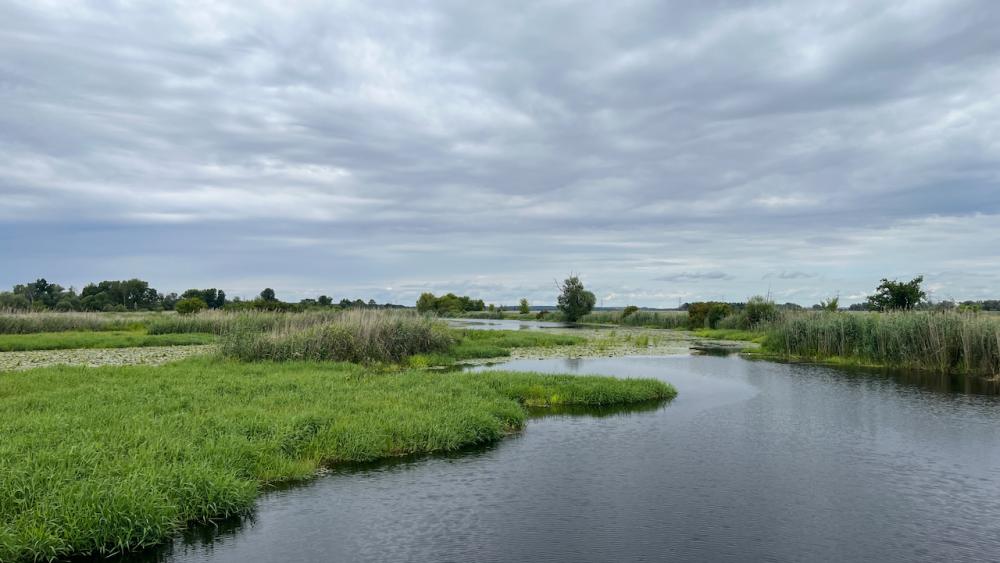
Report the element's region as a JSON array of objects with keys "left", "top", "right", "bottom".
[
  {"left": 654, "top": 272, "right": 735, "bottom": 282},
  {"left": 764, "top": 271, "right": 817, "bottom": 280},
  {"left": 1, "top": 0, "right": 999, "bottom": 304}
]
